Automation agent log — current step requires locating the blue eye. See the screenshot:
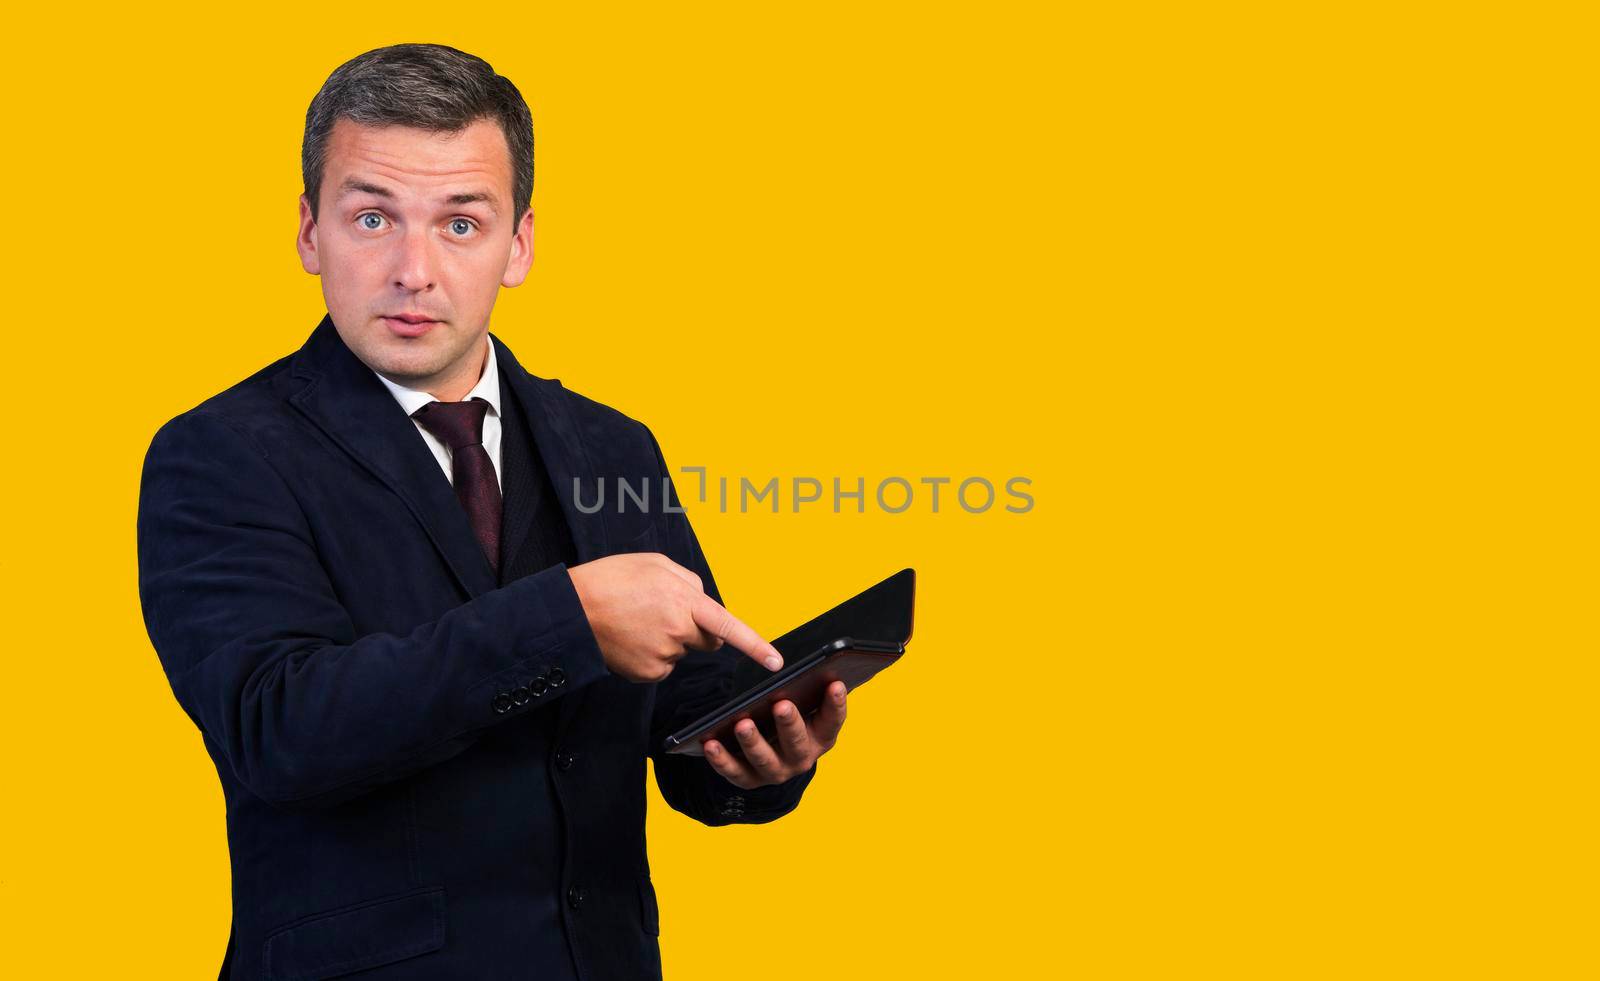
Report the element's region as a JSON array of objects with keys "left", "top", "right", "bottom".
[
  {"left": 359, "top": 213, "right": 385, "bottom": 230},
  {"left": 450, "top": 218, "right": 474, "bottom": 236}
]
